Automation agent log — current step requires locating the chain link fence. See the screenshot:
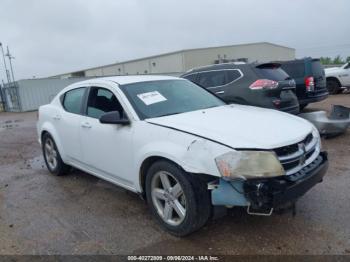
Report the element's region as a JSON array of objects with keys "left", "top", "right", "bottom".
[{"left": 0, "top": 82, "right": 21, "bottom": 112}]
